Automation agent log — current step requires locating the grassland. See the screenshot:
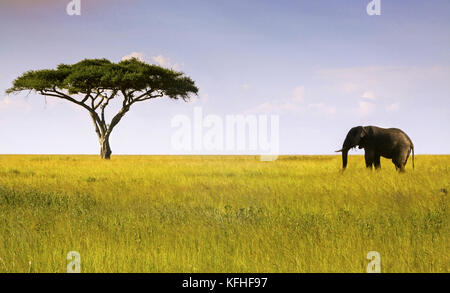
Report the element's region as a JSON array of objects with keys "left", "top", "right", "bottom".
[{"left": 0, "top": 155, "right": 448, "bottom": 273}]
